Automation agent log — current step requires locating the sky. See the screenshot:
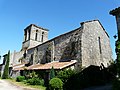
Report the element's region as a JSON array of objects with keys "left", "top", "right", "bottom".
[{"left": 0, "top": 0, "right": 120, "bottom": 62}]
